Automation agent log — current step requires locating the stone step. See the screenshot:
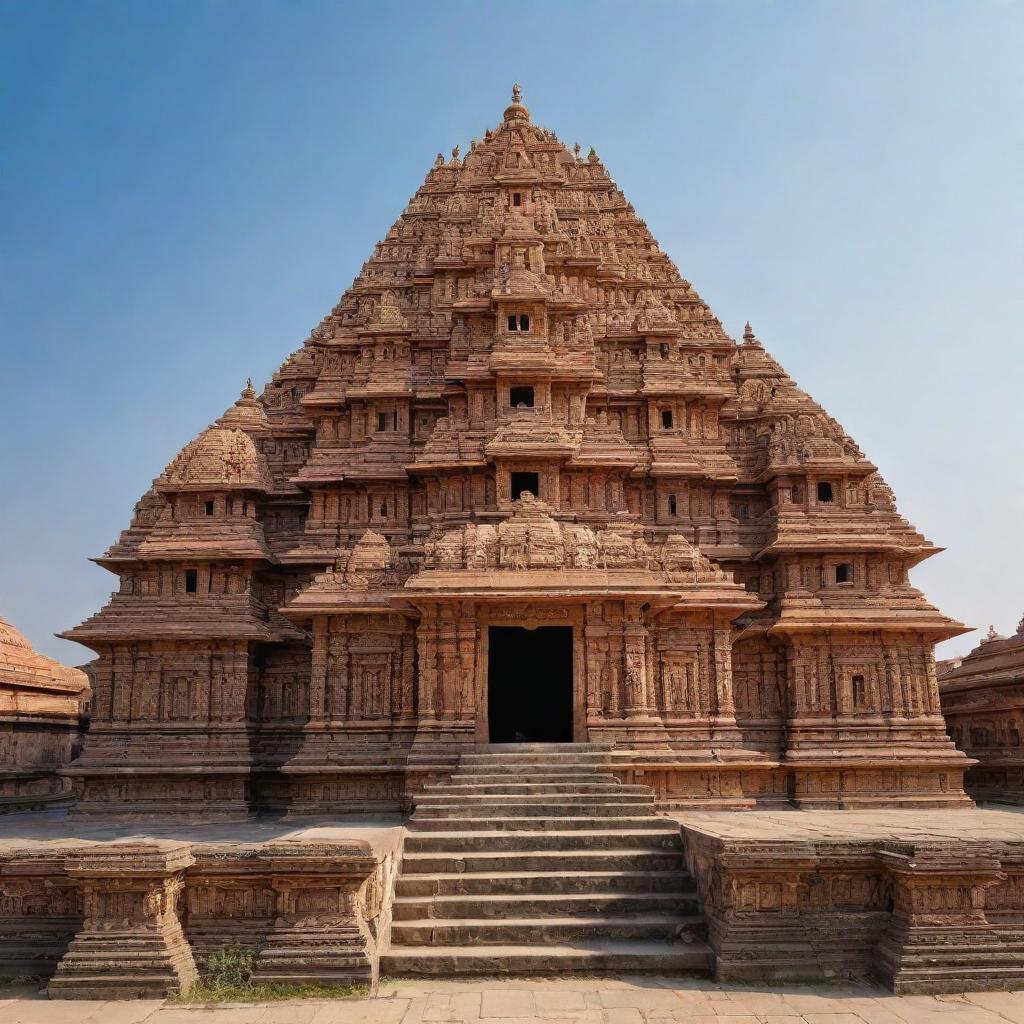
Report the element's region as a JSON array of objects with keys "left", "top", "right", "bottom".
[
  {"left": 459, "top": 755, "right": 613, "bottom": 767},
  {"left": 399, "top": 849, "right": 686, "bottom": 874},
  {"left": 404, "top": 829, "right": 682, "bottom": 854},
  {"left": 420, "top": 782, "right": 645, "bottom": 796},
  {"left": 450, "top": 765, "right": 614, "bottom": 778},
  {"left": 396, "top": 869, "right": 694, "bottom": 897},
  {"left": 390, "top": 914, "right": 702, "bottom": 946},
  {"left": 446, "top": 772, "right": 623, "bottom": 785},
  {"left": 477, "top": 743, "right": 615, "bottom": 753},
  {"left": 407, "top": 814, "right": 670, "bottom": 832},
  {"left": 379, "top": 940, "right": 713, "bottom": 977},
  {"left": 413, "top": 798, "right": 655, "bottom": 816},
  {"left": 392, "top": 891, "right": 699, "bottom": 920}
]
